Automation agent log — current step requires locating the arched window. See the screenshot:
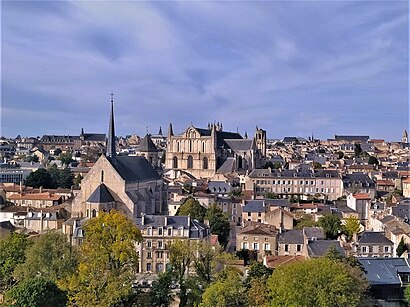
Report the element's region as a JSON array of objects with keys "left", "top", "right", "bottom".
[
  {"left": 177, "top": 141, "right": 180, "bottom": 152},
  {"left": 189, "top": 140, "right": 192, "bottom": 152},
  {"left": 187, "top": 156, "right": 193, "bottom": 169},
  {"left": 101, "top": 170, "right": 104, "bottom": 183},
  {"left": 202, "top": 142, "right": 205, "bottom": 153},
  {"left": 238, "top": 156, "right": 243, "bottom": 169},
  {"left": 92, "top": 209, "right": 97, "bottom": 218},
  {"left": 203, "top": 157, "right": 208, "bottom": 169},
  {"left": 173, "top": 156, "right": 178, "bottom": 169}
]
